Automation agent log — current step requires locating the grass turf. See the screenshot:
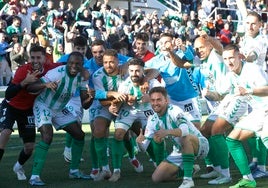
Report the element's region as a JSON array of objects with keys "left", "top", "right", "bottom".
[{"left": 1, "top": 125, "right": 268, "bottom": 188}]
